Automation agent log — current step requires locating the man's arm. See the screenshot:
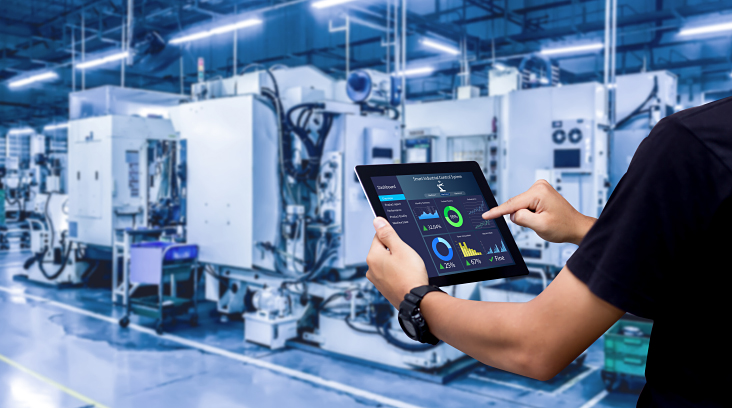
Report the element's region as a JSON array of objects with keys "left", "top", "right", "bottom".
[
  {"left": 420, "top": 267, "right": 623, "bottom": 380},
  {"left": 482, "top": 179, "right": 596, "bottom": 246},
  {"left": 366, "top": 180, "right": 621, "bottom": 381}
]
